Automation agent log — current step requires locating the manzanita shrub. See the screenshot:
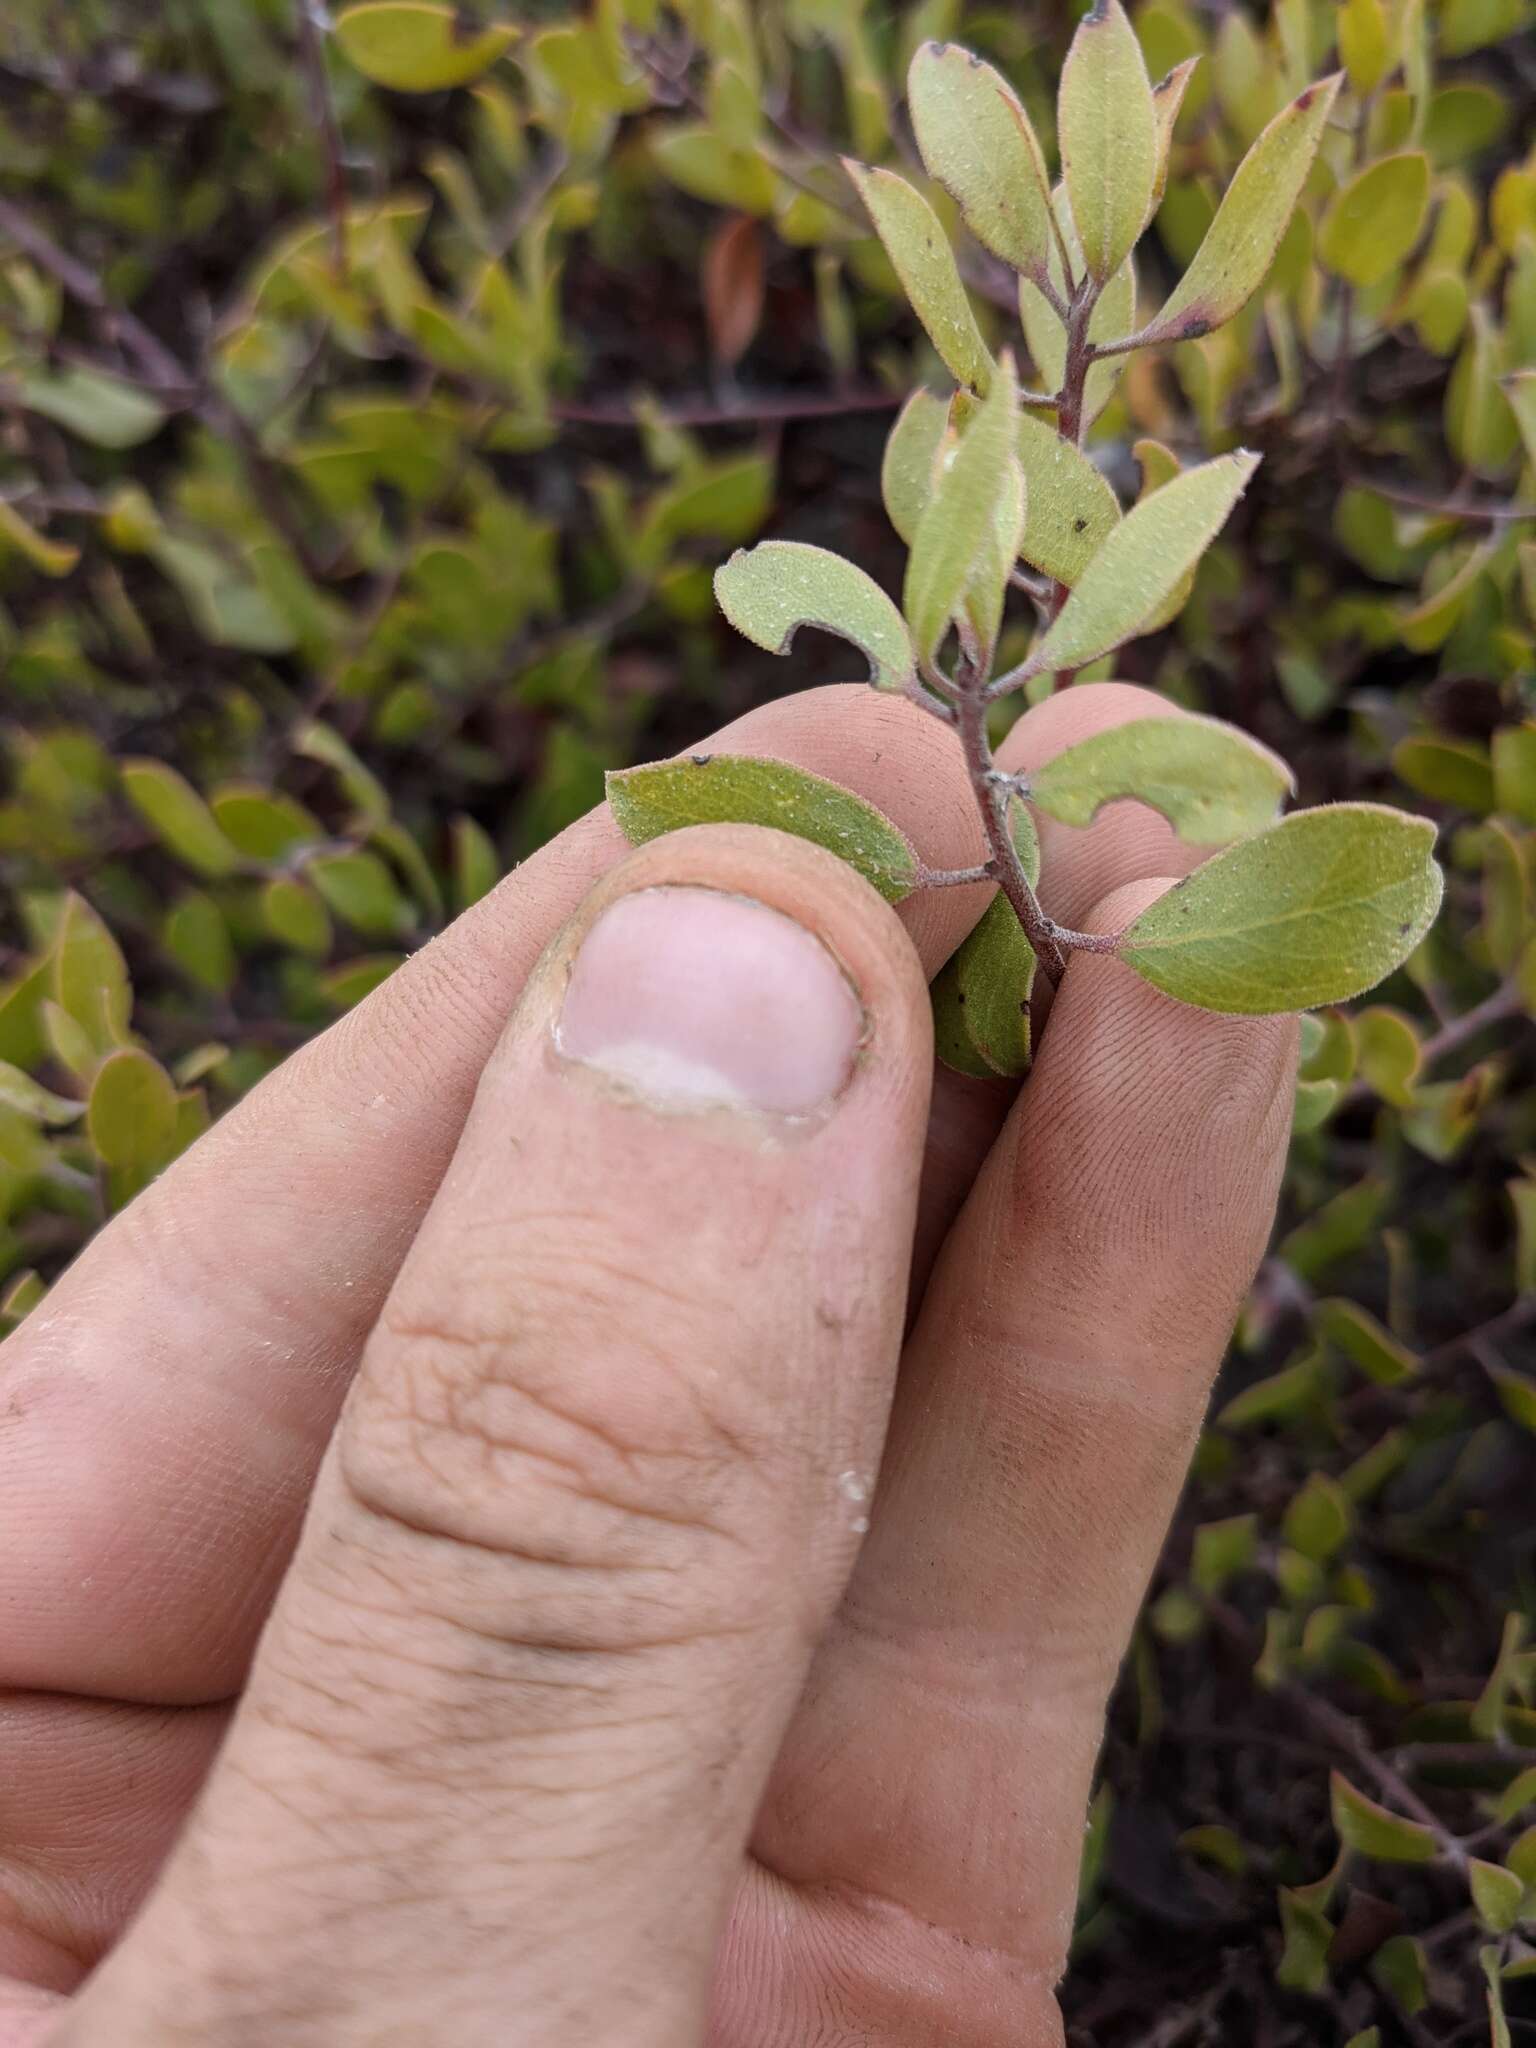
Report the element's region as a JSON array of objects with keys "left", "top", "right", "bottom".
[
  {"left": 2, "top": 0, "right": 1535, "bottom": 2040},
  {"left": 608, "top": 25, "right": 1446, "bottom": 1064}
]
